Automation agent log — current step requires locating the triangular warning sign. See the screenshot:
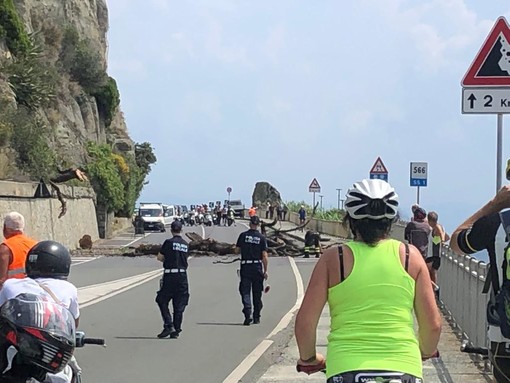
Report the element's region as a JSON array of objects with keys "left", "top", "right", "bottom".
[
  {"left": 370, "top": 157, "right": 388, "bottom": 174},
  {"left": 462, "top": 17, "right": 510, "bottom": 86},
  {"left": 309, "top": 178, "right": 321, "bottom": 189}
]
